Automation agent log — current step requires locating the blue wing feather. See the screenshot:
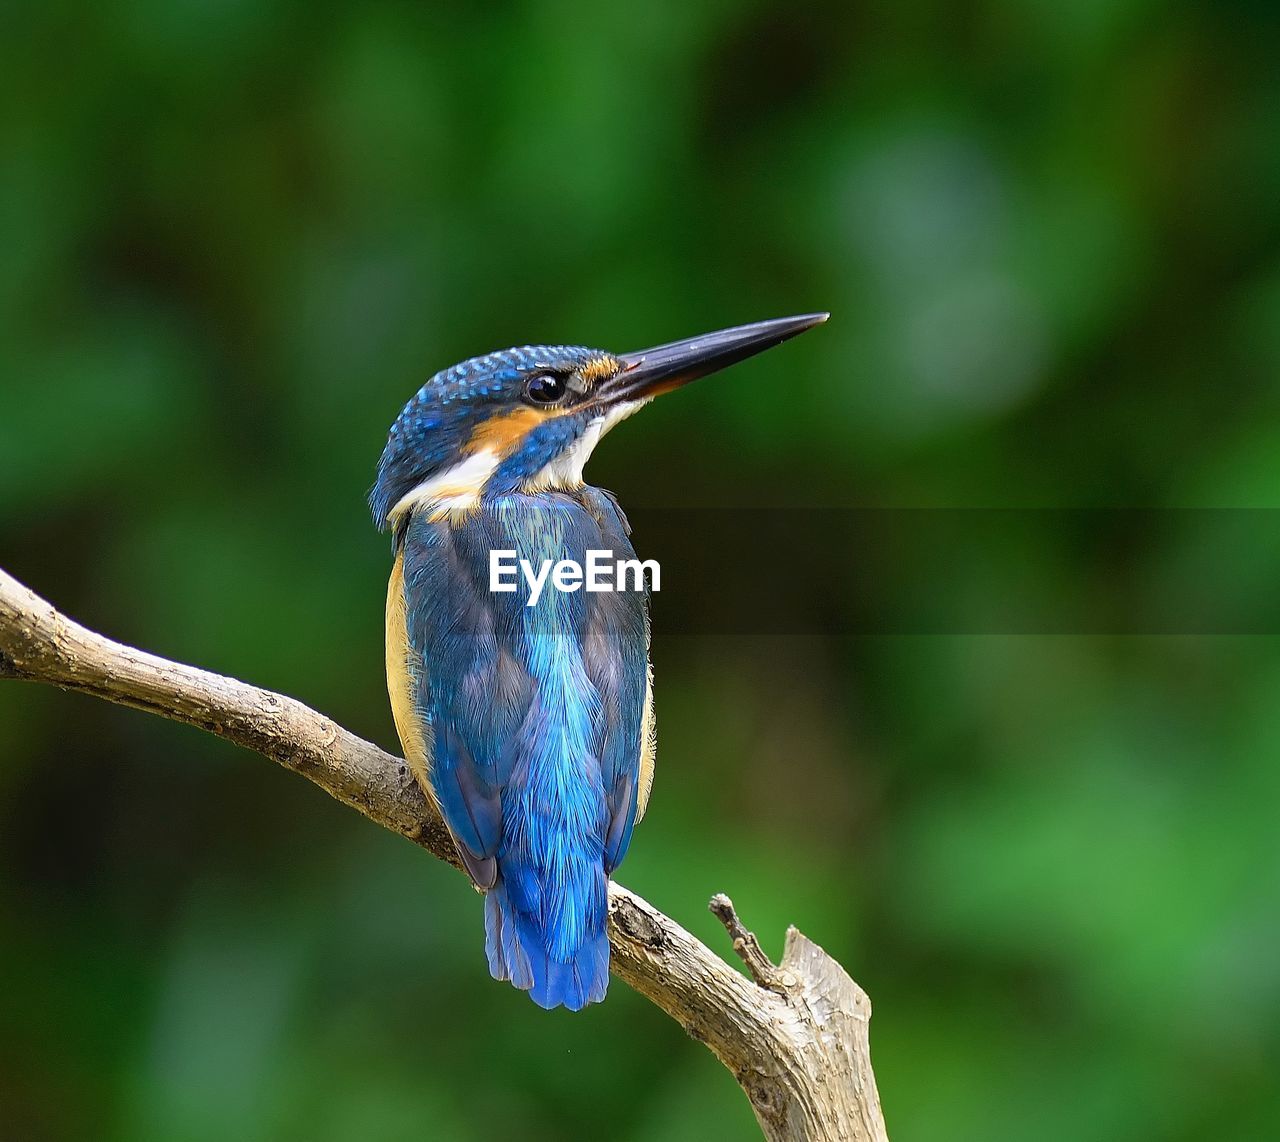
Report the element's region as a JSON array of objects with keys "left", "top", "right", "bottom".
[
  {"left": 398, "top": 489, "right": 648, "bottom": 1009},
  {"left": 579, "top": 488, "right": 650, "bottom": 872}
]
